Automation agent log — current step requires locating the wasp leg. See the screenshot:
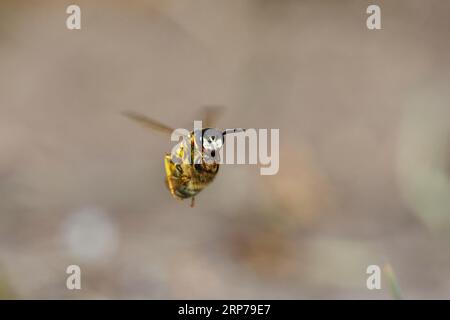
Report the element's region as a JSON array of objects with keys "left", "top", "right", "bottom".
[
  {"left": 164, "top": 154, "right": 178, "bottom": 198},
  {"left": 190, "top": 197, "right": 195, "bottom": 208}
]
